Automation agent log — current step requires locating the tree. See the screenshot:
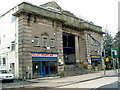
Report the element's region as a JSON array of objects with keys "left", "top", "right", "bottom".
[
  {"left": 103, "top": 29, "right": 114, "bottom": 57},
  {"left": 113, "top": 31, "right": 120, "bottom": 63},
  {"left": 103, "top": 29, "right": 115, "bottom": 69},
  {"left": 113, "top": 32, "right": 119, "bottom": 48}
]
